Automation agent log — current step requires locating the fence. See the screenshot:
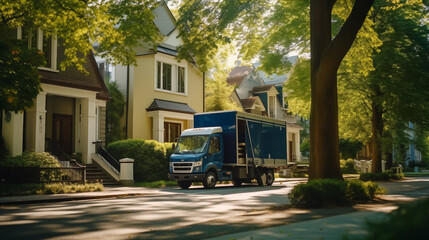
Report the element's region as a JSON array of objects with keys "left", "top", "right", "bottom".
[{"left": 0, "top": 166, "right": 86, "bottom": 184}]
